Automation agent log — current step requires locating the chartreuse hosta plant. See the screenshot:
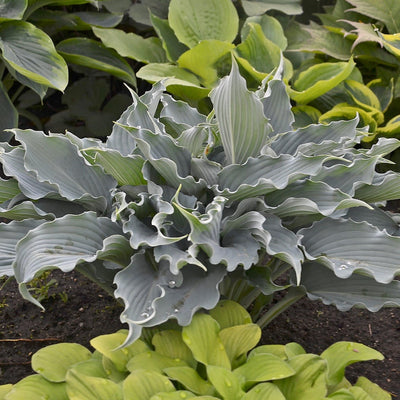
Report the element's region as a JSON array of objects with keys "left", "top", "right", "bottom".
[
  {"left": 2, "top": 57, "right": 400, "bottom": 344},
  {"left": 0, "top": 0, "right": 136, "bottom": 137},
  {"left": 0, "top": 301, "right": 392, "bottom": 400},
  {"left": 285, "top": 0, "right": 400, "bottom": 141}
]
